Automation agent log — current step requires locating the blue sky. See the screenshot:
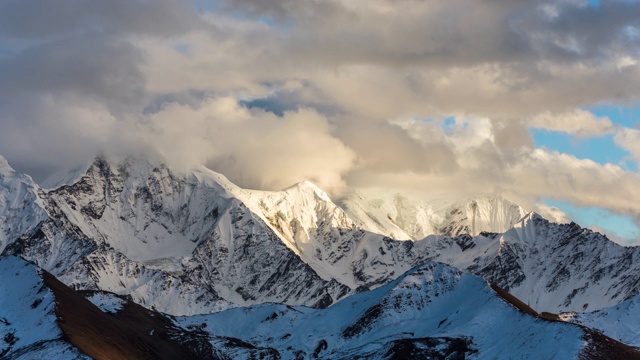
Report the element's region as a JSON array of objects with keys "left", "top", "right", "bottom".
[
  {"left": 544, "top": 198, "right": 640, "bottom": 245},
  {"left": 534, "top": 104, "right": 640, "bottom": 244},
  {"left": 531, "top": 129, "right": 636, "bottom": 171}
]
